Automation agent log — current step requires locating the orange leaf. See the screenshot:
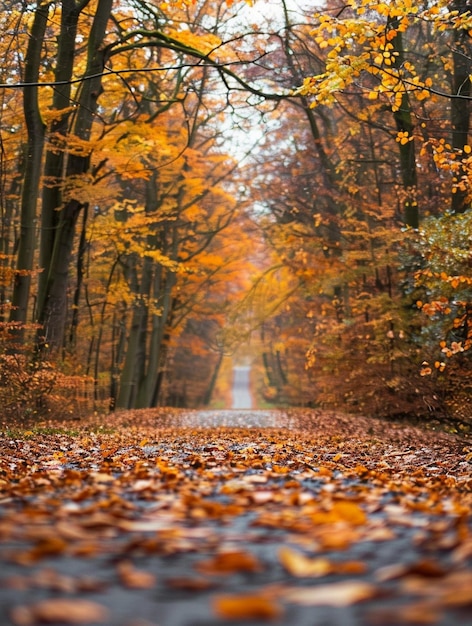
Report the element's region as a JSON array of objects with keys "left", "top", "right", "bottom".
[
  {"left": 11, "top": 598, "right": 109, "bottom": 624},
  {"left": 213, "top": 593, "right": 282, "bottom": 620},
  {"left": 331, "top": 500, "right": 367, "bottom": 526},
  {"left": 196, "top": 550, "right": 262, "bottom": 575}
]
